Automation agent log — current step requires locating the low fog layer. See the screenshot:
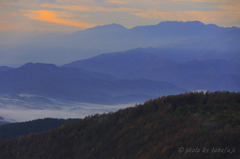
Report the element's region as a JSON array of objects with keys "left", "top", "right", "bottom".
[{"left": 0, "top": 94, "right": 136, "bottom": 122}]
